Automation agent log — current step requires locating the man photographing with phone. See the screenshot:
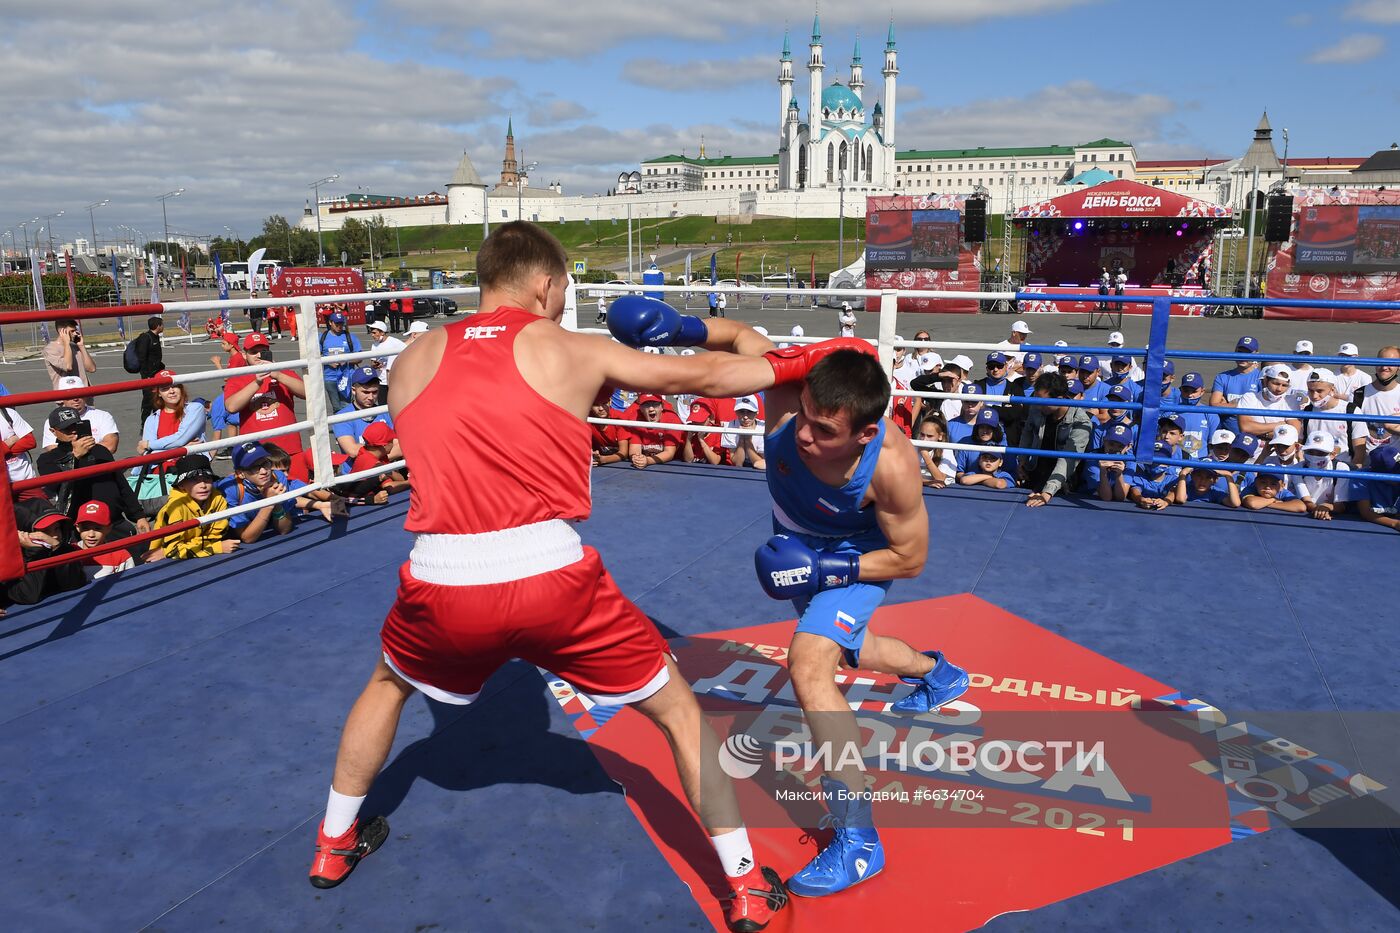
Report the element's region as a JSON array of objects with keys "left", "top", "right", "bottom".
[
  {"left": 37, "top": 407, "right": 149, "bottom": 536},
  {"left": 43, "top": 318, "right": 98, "bottom": 390}
]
